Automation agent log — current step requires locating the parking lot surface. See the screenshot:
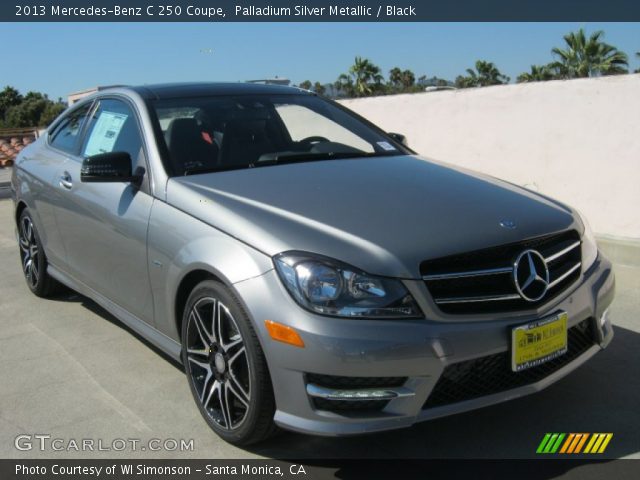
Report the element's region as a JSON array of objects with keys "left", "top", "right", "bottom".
[{"left": 0, "top": 197, "right": 638, "bottom": 460}]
